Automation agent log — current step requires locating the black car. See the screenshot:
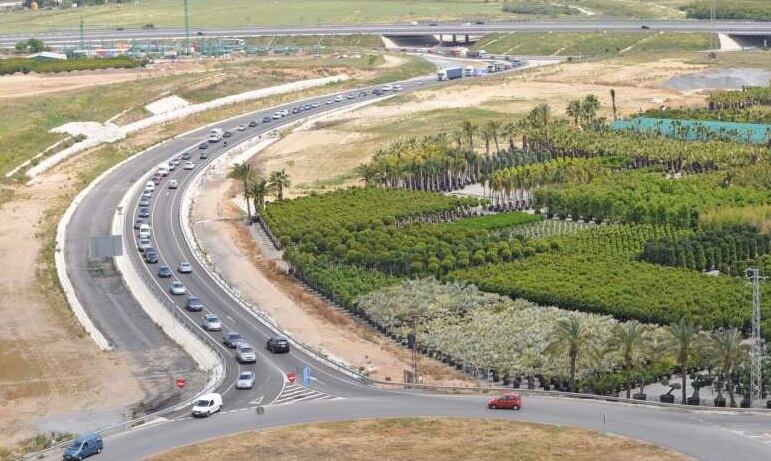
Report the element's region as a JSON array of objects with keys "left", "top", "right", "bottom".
[
  {"left": 200, "top": 152, "right": 208, "bottom": 159},
  {"left": 262, "top": 116, "right": 272, "bottom": 123},
  {"left": 198, "top": 143, "right": 208, "bottom": 150},
  {"left": 266, "top": 336, "right": 290, "bottom": 353},
  {"left": 641, "top": 24, "right": 650, "bottom": 30},
  {"left": 158, "top": 266, "right": 172, "bottom": 278},
  {"left": 223, "top": 130, "right": 232, "bottom": 138},
  {"left": 145, "top": 250, "right": 159, "bottom": 264},
  {"left": 138, "top": 207, "right": 150, "bottom": 218},
  {"left": 223, "top": 331, "right": 244, "bottom": 348},
  {"left": 292, "top": 107, "right": 300, "bottom": 114},
  {"left": 372, "top": 88, "right": 384, "bottom": 96},
  {"left": 248, "top": 120, "right": 258, "bottom": 127},
  {"left": 181, "top": 152, "right": 192, "bottom": 160},
  {"left": 134, "top": 218, "right": 147, "bottom": 230}
]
